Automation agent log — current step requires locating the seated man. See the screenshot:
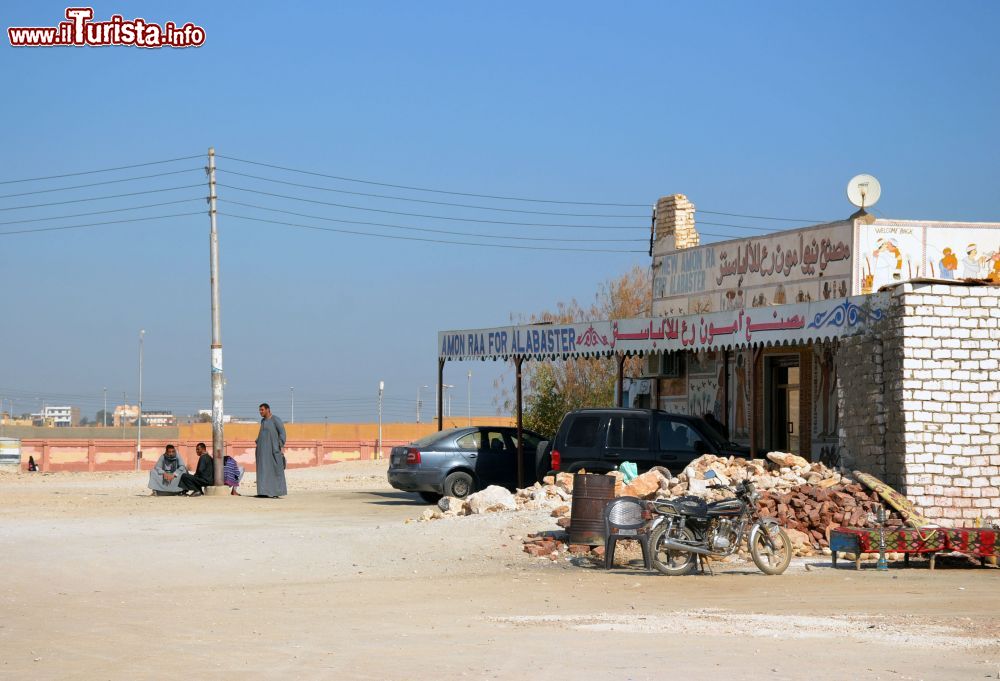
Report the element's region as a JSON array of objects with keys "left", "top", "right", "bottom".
[
  {"left": 179, "top": 442, "right": 214, "bottom": 497},
  {"left": 148, "top": 444, "right": 187, "bottom": 496}
]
